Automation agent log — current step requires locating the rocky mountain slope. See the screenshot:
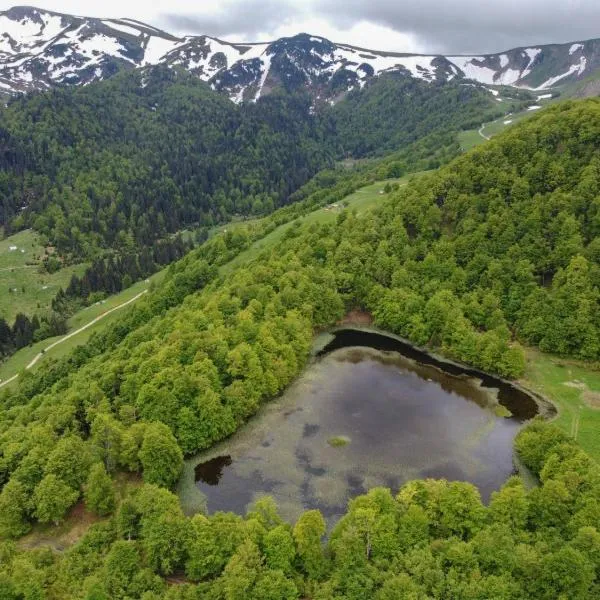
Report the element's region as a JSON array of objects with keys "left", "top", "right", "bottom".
[{"left": 1, "top": 5, "right": 599, "bottom": 102}]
